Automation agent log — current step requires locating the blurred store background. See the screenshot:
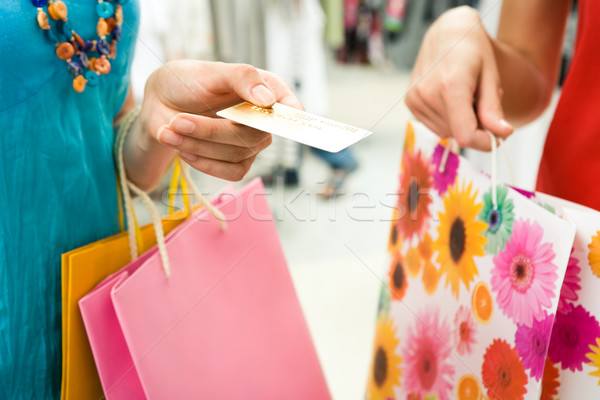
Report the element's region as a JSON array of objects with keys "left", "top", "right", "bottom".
[{"left": 130, "top": 1, "right": 577, "bottom": 398}]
